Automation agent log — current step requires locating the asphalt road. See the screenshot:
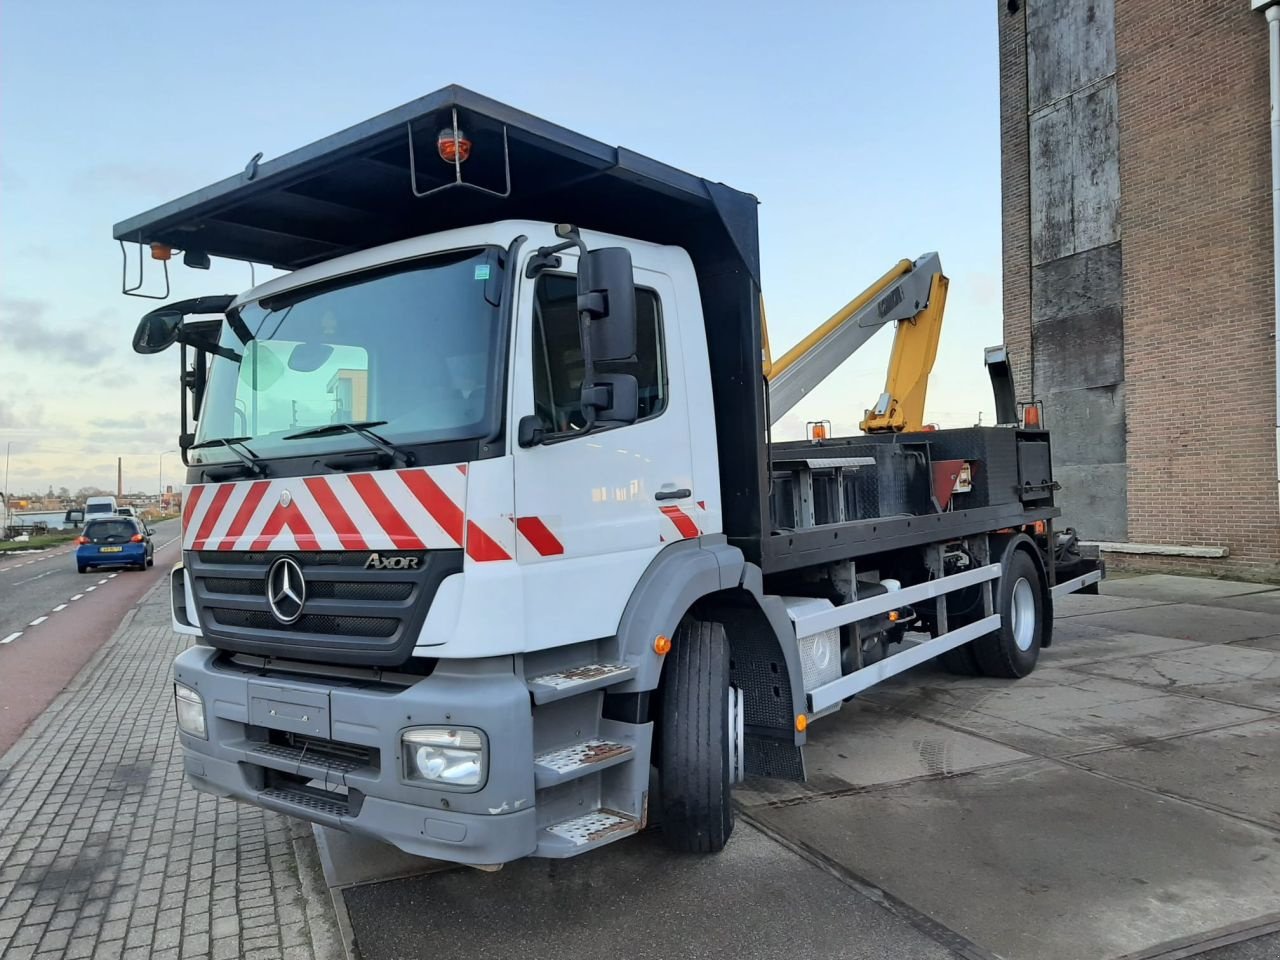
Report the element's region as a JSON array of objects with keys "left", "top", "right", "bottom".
[{"left": 0, "top": 517, "right": 182, "bottom": 754}]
